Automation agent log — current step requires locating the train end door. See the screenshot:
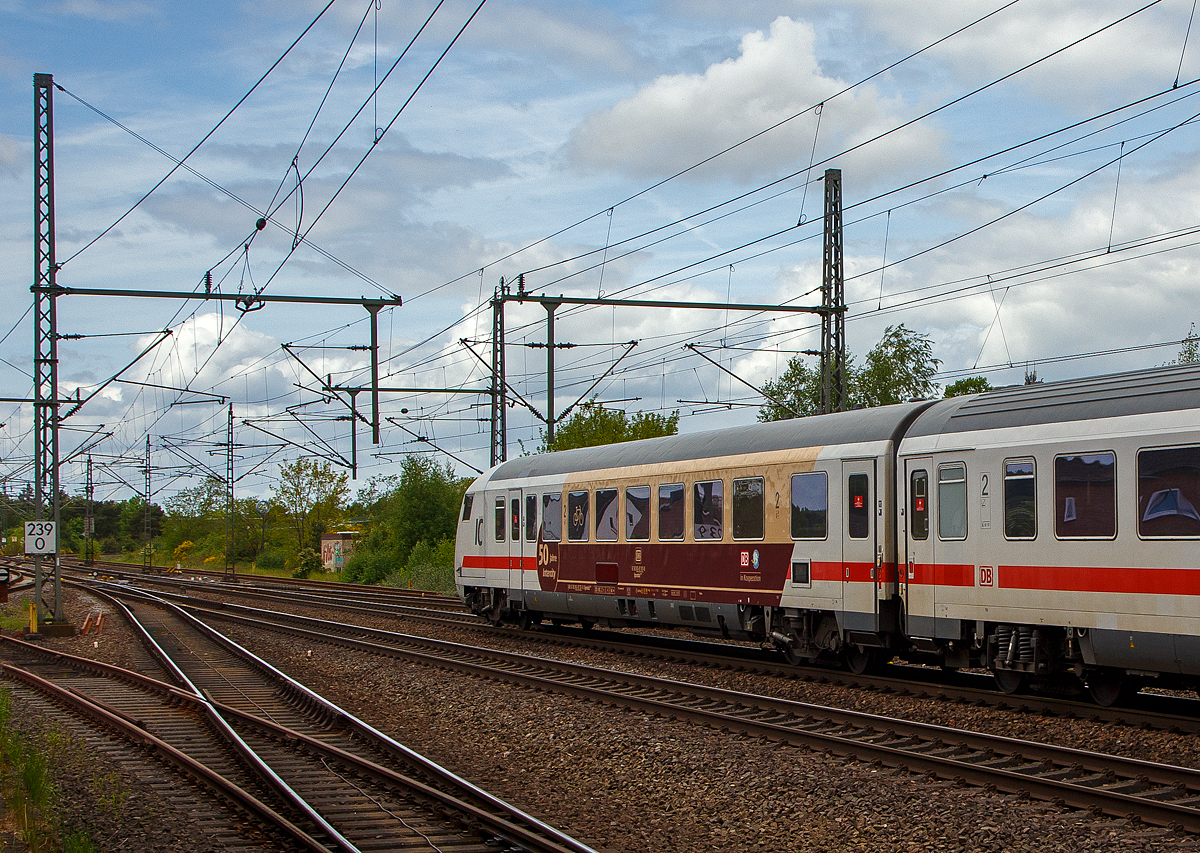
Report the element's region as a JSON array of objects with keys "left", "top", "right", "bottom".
[
  {"left": 902, "top": 457, "right": 935, "bottom": 637},
  {"left": 507, "top": 488, "right": 525, "bottom": 594},
  {"left": 841, "top": 460, "right": 878, "bottom": 631}
]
